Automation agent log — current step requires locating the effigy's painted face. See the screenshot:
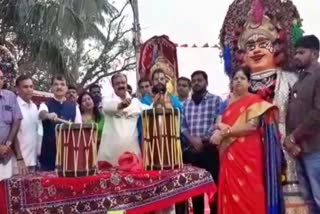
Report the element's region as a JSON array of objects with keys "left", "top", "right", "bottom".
[{"left": 244, "top": 34, "right": 276, "bottom": 73}]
